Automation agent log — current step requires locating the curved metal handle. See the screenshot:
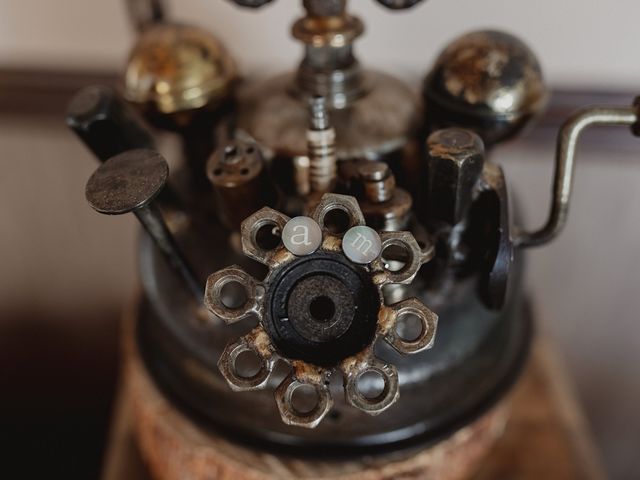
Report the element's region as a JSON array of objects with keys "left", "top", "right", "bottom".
[{"left": 514, "top": 104, "right": 639, "bottom": 248}]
